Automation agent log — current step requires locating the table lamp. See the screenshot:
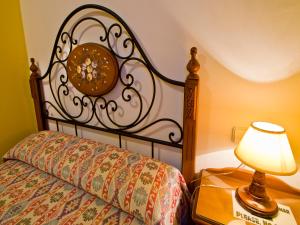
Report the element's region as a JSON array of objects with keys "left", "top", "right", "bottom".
[{"left": 234, "top": 121, "right": 297, "bottom": 218}]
